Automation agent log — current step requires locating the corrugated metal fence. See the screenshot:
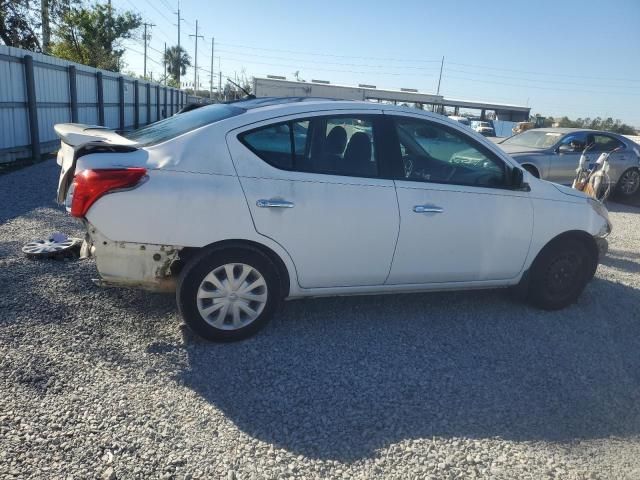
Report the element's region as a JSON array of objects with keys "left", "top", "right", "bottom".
[{"left": 0, "top": 45, "right": 204, "bottom": 164}]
